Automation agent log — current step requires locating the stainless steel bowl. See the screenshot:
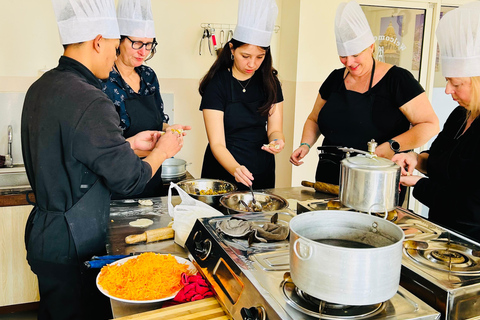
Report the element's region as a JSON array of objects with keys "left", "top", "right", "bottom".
[
  {"left": 177, "top": 179, "right": 237, "bottom": 206},
  {"left": 220, "top": 191, "right": 288, "bottom": 214}
]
